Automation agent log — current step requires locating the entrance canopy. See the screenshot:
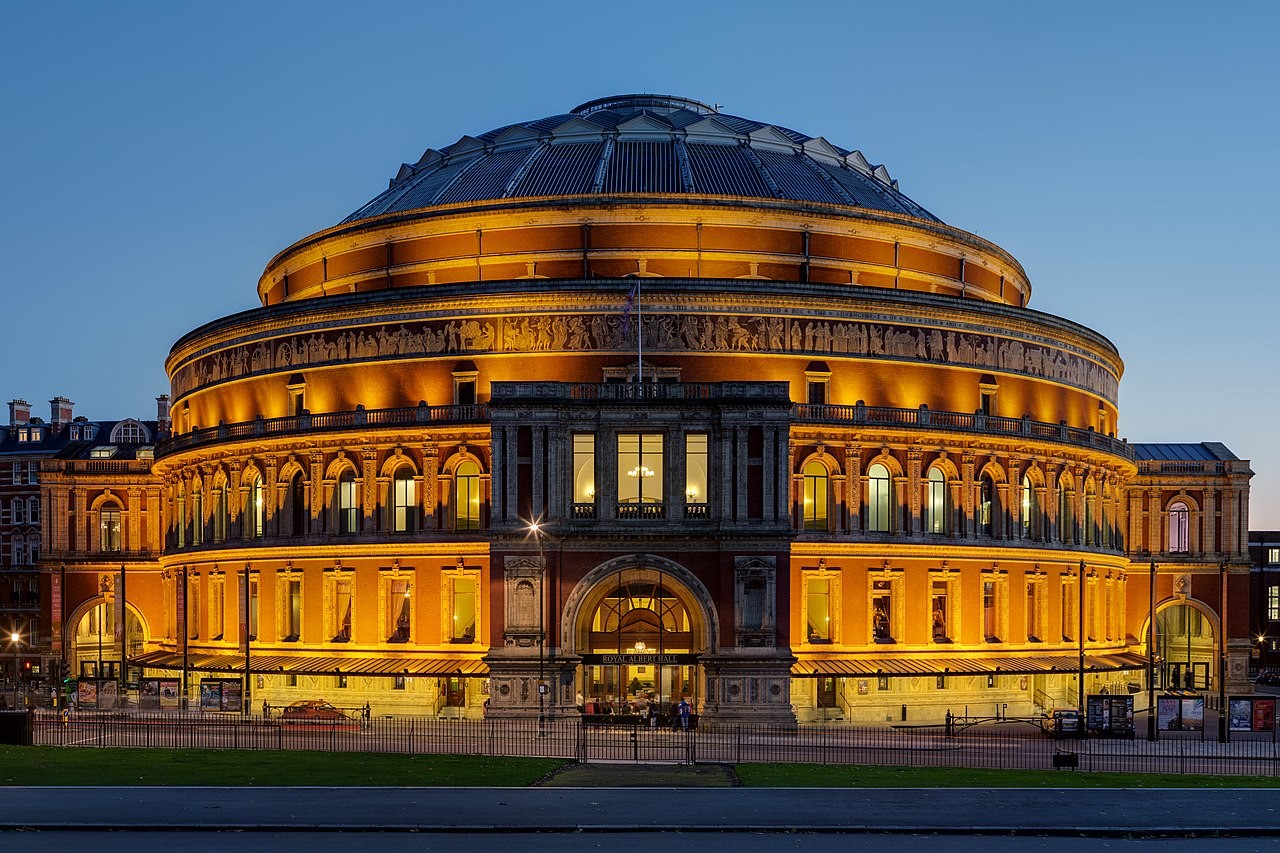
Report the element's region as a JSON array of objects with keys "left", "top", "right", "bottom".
[
  {"left": 130, "top": 650, "right": 488, "bottom": 678},
  {"left": 794, "top": 651, "right": 1147, "bottom": 678}
]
